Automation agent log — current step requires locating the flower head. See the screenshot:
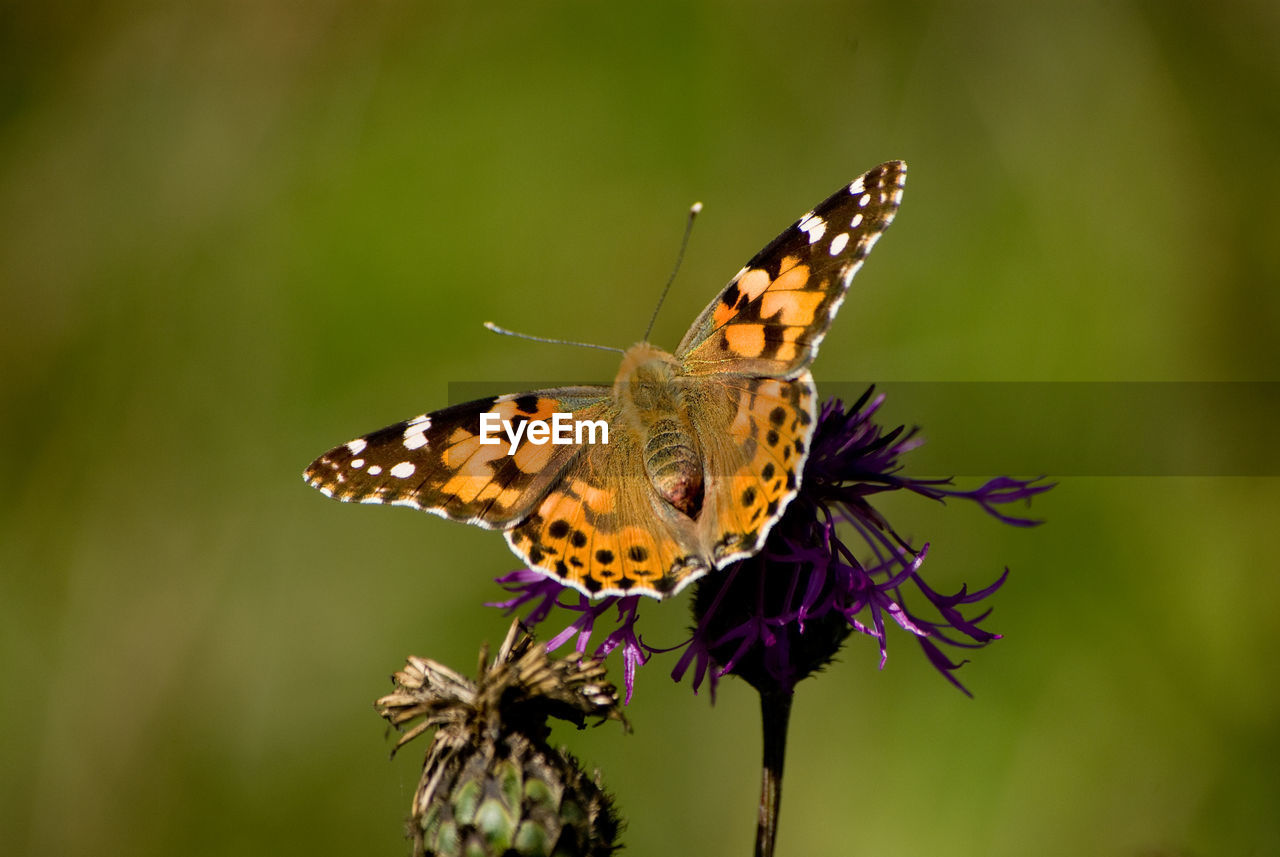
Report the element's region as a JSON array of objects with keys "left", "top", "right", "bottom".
[
  {"left": 494, "top": 387, "right": 1052, "bottom": 701},
  {"left": 376, "top": 621, "right": 624, "bottom": 856}
]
